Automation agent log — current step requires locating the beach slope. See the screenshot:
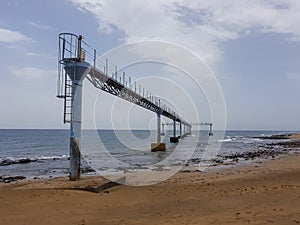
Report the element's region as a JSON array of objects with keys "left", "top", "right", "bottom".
[{"left": 0, "top": 154, "right": 300, "bottom": 225}]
